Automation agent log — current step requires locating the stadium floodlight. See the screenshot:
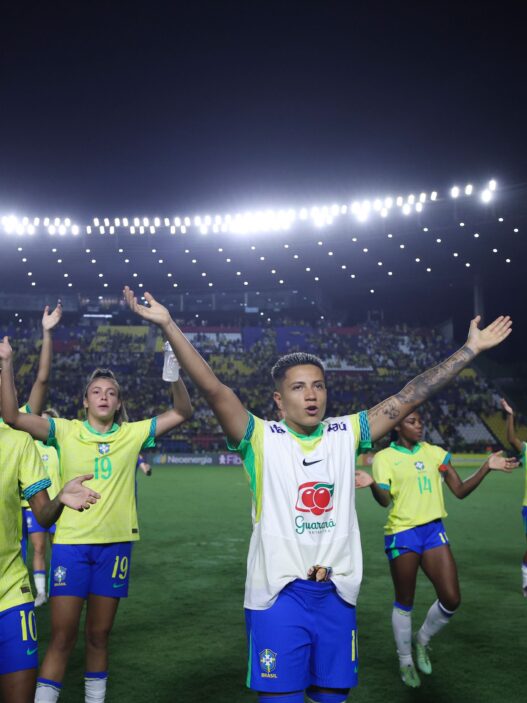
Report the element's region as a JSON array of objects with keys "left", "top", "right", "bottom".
[
  {"left": 154, "top": 217, "right": 161, "bottom": 227},
  {"left": 488, "top": 179, "right": 497, "bottom": 191},
  {"left": 465, "top": 184, "right": 473, "bottom": 195},
  {"left": 396, "top": 196, "right": 403, "bottom": 207},
  {"left": 87, "top": 226, "right": 92, "bottom": 234},
  {"left": 402, "top": 203, "right": 411, "bottom": 215},
  {"left": 72, "top": 225, "right": 79, "bottom": 235},
  {"left": 415, "top": 202, "right": 423, "bottom": 213},
  {"left": 143, "top": 217, "right": 149, "bottom": 226},
  {"left": 419, "top": 192, "right": 427, "bottom": 203},
  {"left": 407, "top": 194, "right": 415, "bottom": 205},
  {"left": 94, "top": 218, "right": 100, "bottom": 226},
  {"left": 104, "top": 218, "right": 110, "bottom": 227},
  {"left": 123, "top": 217, "right": 129, "bottom": 227},
  {"left": 451, "top": 186, "right": 460, "bottom": 198},
  {"left": 134, "top": 217, "right": 140, "bottom": 227},
  {"left": 481, "top": 189, "right": 492, "bottom": 203},
  {"left": 431, "top": 191, "right": 438, "bottom": 200}
]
